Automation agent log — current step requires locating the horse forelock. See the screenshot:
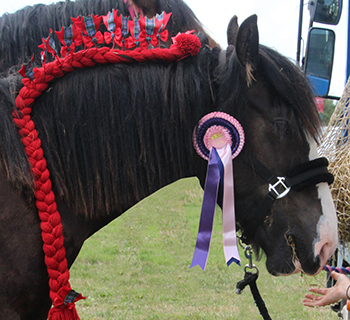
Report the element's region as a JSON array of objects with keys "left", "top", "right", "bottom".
[{"left": 258, "top": 45, "right": 321, "bottom": 141}]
